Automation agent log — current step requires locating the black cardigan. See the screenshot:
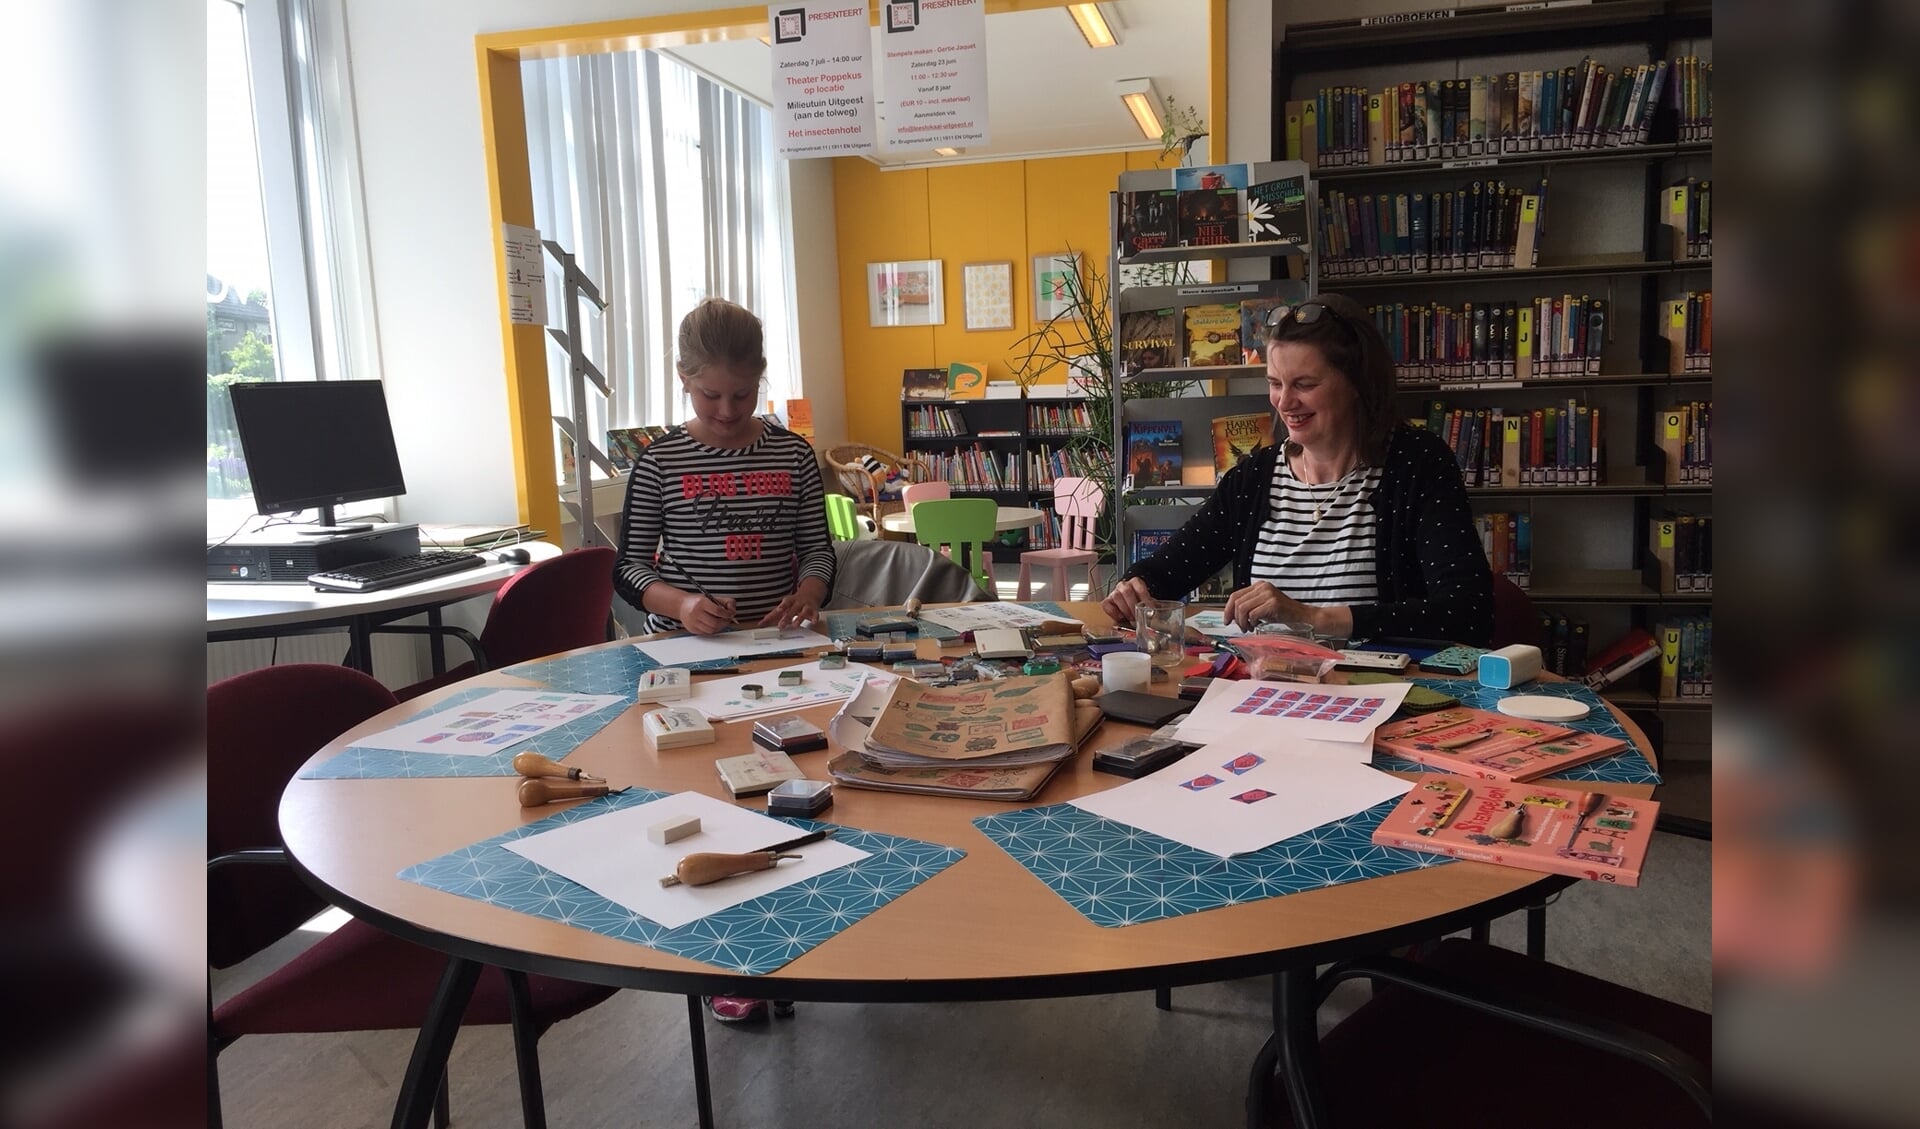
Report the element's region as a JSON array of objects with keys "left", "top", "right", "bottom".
[{"left": 1124, "top": 424, "right": 1494, "bottom": 646}]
